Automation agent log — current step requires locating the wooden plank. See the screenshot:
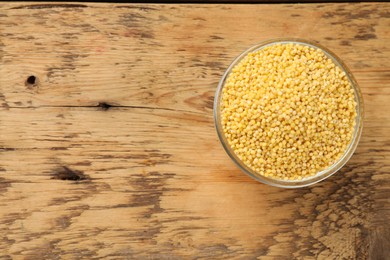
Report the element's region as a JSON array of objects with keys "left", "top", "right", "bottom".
[
  {"left": 6, "top": 0, "right": 386, "bottom": 4},
  {"left": 0, "top": 2, "right": 389, "bottom": 259}
]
